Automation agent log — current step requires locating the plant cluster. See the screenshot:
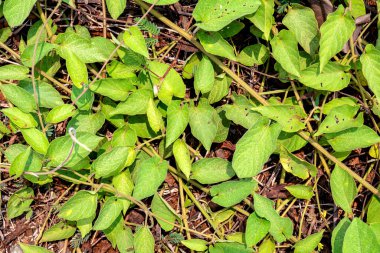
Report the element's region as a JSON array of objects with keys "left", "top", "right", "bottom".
[{"left": 0, "top": 0, "right": 380, "bottom": 252}]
